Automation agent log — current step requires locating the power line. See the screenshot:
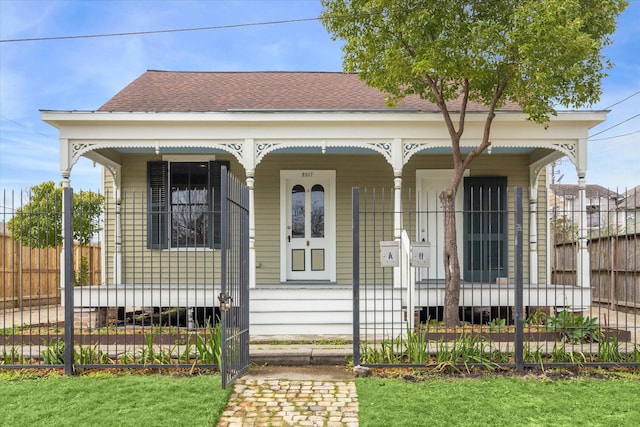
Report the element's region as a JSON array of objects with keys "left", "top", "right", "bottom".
[
  {"left": 603, "top": 90, "right": 640, "bottom": 110},
  {"left": 0, "top": 16, "right": 321, "bottom": 43},
  {"left": 589, "top": 129, "right": 640, "bottom": 141},
  {"left": 590, "top": 113, "right": 640, "bottom": 138},
  {"left": 0, "top": 115, "right": 55, "bottom": 138}
]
